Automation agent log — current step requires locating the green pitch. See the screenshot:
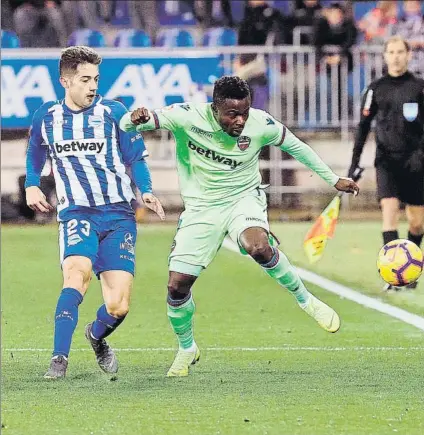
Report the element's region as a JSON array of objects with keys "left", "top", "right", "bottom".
[{"left": 2, "top": 223, "right": 423, "bottom": 435}]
